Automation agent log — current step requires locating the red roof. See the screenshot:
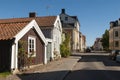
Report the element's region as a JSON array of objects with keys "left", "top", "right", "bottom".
[
  {"left": 0, "top": 16, "right": 57, "bottom": 40},
  {"left": 0, "top": 22, "right": 29, "bottom": 40}
]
